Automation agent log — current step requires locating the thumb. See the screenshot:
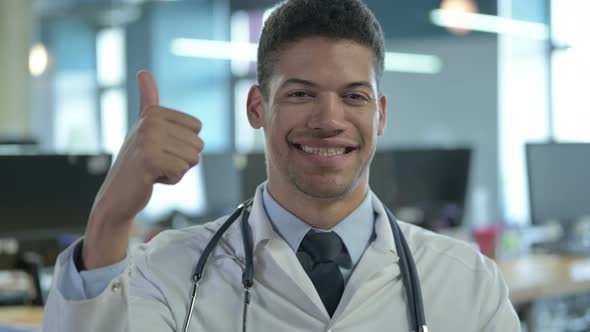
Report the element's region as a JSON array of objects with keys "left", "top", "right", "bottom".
[{"left": 137, "top": 70, "right": 160, "bottom": 113}]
